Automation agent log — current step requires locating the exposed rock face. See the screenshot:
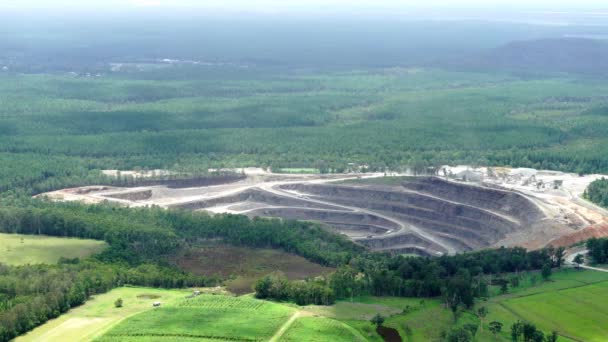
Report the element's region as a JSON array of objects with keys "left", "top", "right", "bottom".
[
  {"left": 77, "top": 173, "right": 562, "bottom": 256},
  {"left": 401, "top": 177, "right": 544, "bottom": 224},
  {"left": 43, "top": 168, "right": 608, "bottom": 255},
  {"left": 277, "top": 177, "right": 549, "bottom": 255},
  {"left": 246, "top": 207, "right": 399, "bottom": 234},
  {"left": 170, "top": 188, "right": 343, "bottom": 211}
]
